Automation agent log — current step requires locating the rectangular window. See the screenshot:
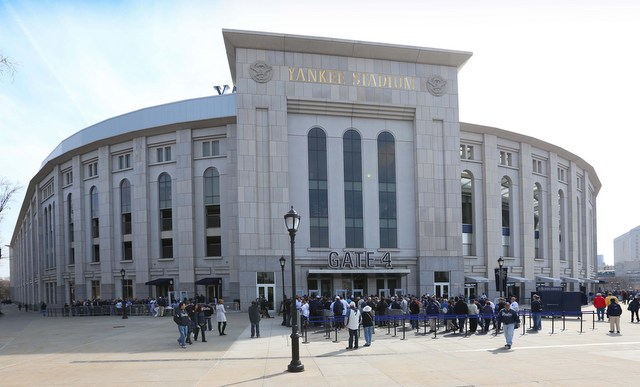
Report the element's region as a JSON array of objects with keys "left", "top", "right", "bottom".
[
  {"left": 123, "top": 241, "right": 133, "bottom": 261},
  {"left": 118, "top": 154, "right": 131, "bottom": 170},
  {"left": 91, "top": 280, "right": 100, "bottom": 299},
  {"left": 157, "top": 146, "right": 172, "bottom": 163},
  {"left": 460, "top": 144, "right": 474, "bottom": 160},
  {"left": 202, "top": 140, "right": 220, "bottom": 157},
  {"left": 205, "top": 205, "right": 221, "bottom": 228},
  {"left": 123, "top": 279, "right": 133, "bottom": 299},
  {"left": 160, "top": 208, "right": 172, "bottom": 231},
  {"left": 532, "top": 159, "right": 544, "bottom": 174},
  {"left": 558, "top": 167, "right": 567, "bottom": 182},
  {"left": 122, "top": 213, "right": 132, "bottom": 235},
  {"left": 92, "top": 244, "right": 100, "bottom": 263},
  {"left": 64, "top": 170, "right": 73, "bottom": 185},
  {"left": 92, "top": 218, "right": 99, "bottom": 238},
  {"left": 499, "top": 151, "right": 513, "bottom": 166},
  {"left": 88, "top": 161, "right": 98, "bottom": 177},
  {"left": 206, "top": 236, "right": 221, "bottom": 257},
  {"left": 161, "top": 238, "right": 173, "bottom": 259}
]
